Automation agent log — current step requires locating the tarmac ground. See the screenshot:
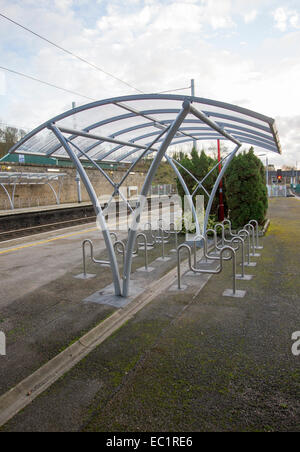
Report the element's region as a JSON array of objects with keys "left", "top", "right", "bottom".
[{"left": 0, "top": 197, "right": 299, "bottom": 432}]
